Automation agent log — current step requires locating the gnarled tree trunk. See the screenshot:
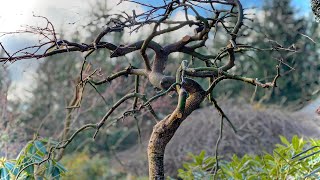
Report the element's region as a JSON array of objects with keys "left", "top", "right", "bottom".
[{"left": 148, "top": 80, "right": 206, "bottom": 179}]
